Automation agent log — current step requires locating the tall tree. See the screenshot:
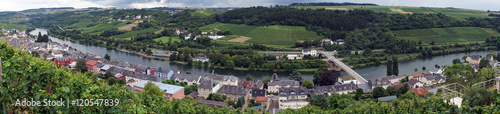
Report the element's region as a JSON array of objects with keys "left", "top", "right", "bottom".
[
  {"left": 386, "top": 58, "right": 393, "bottom": 76},
  {"left": 104, "top": 54, "right": 110, "bottom": 61},
  {"left": 479, "top": 57, "right": 491, "bottom": 69},
  {"left": 235, "top": 96, "right": 245, "bottom": 108},
  {"left": 453, "top": 58, "right": 461, "bottom": 64},
  {"left": 354, "top": 88, "right": 364, "bottom": 100},
  {"left": 392, "top": 57, "right": 399, "bottom": 76},
  {"left": 397, "top": 84, "right": 410, "bottom": 97},
  {"left": 75, "top": 58, "right": 87, "bottom": 73},
  {"left": 372, "top": 86, "right": 386, "bottom": 98},
  {"left": 319, "top": 71, "right": 339, "bottom": 86},
  {"left": 289, "top": 69, "right": 304, "bottom": 84}
]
